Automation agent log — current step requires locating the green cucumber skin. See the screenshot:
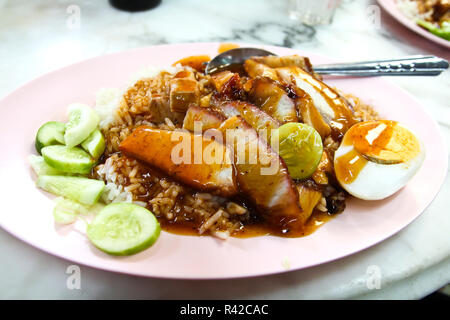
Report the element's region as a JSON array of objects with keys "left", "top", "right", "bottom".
[
  {"left": 87, "top": 203, "right": 161, "bottom": 256},
  {"left": 36, "top": 175, "right": 105, "bottom": 205},
  {"left": 53, "top": 197, "right": 101, "bottom": 224},
  {"left": 64, "top": 104, "right": 100, "bottom": 148},
  {"left": 41, "top": 145, "right": 95, "bottom": 174},
  {"left": 35, "top": 121, "right": 66, "bottom": 154},
  {"left": 53, "top": 204, "right": 78, "bottom": 224},
  {"left": 89, "top": 225, "right": 160, "bottom": 256},
  {"left": 28, "top": 155, "right": 65, "bottom": 176},
  {"left": 81, "top": 130, "right": 106, "bottom": 159}
]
